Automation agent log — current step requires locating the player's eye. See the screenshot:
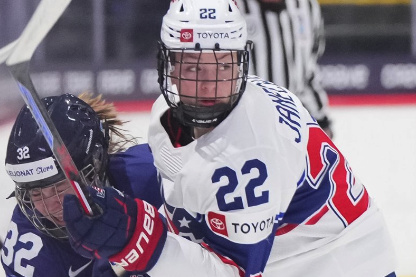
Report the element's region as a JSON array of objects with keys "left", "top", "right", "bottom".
[
  {"left": 30, "top": 191, "right": 42, "bottom": 201},
  {"left": 184, "top": 64, "right": 200, "bottom": 72},
  {"left": 218, "top": 63, "right": 231, "bottom": 71},
  {"left": 55, "top": 182, "right": 71, "bottom": 195},
  {"left": 57, "top": 188, "right": 70, "bottom": 195}
]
